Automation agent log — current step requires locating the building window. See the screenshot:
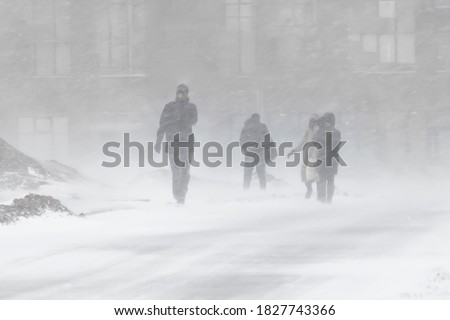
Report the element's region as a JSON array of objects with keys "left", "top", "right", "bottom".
[
  {"left": 379, "top": 34, "right": 415, "bottom": 64},
  {"left": 379, "top": 34, "right": 395, "bottom": 63},
  {"left": 18, "top": 117, "right": 69, "bottom": 160},
  {"left": 378, "top": 1, "right": 396, "bottom": 18},
  {"left": 225, "top": 0, "right": 255, "bottom": 75},
  {"left": 97, "top": 0, "right": 146, "bottom": 76},
  {"left": 32, "top": 0, "right": 71, "bottom": 77}
]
